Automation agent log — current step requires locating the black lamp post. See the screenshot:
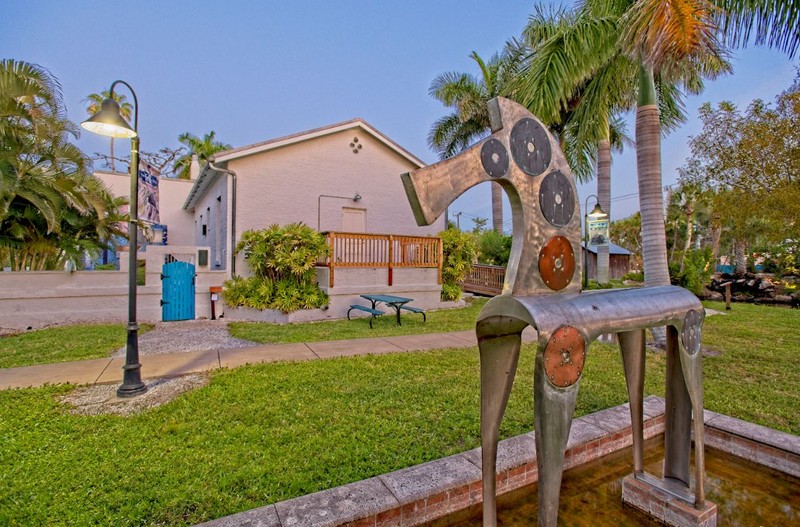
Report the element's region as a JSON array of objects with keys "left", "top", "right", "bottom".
[
  {"left": 82, "top": 80, "right": 146, "bottom": 397},
  {"left": 583, "top": 194, "right": 608, "bottom": 289}
]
